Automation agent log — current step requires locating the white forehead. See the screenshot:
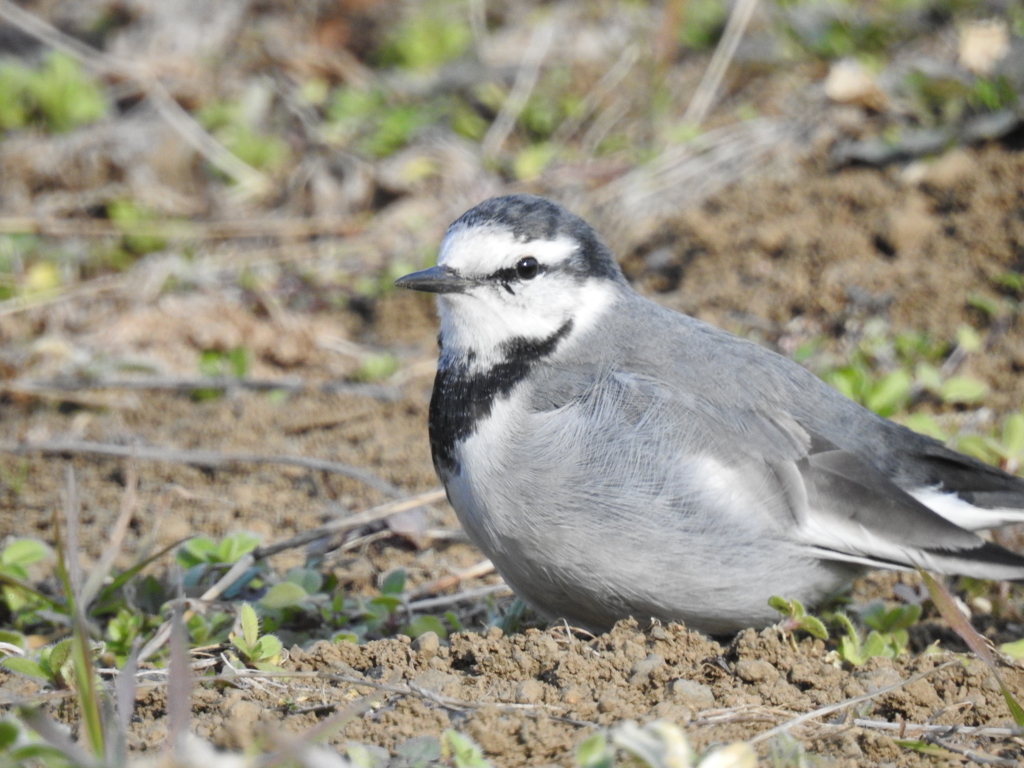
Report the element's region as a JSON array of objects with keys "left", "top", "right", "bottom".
[{"left": 438, "top": 223, "right": 579, "bottom": 275}]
